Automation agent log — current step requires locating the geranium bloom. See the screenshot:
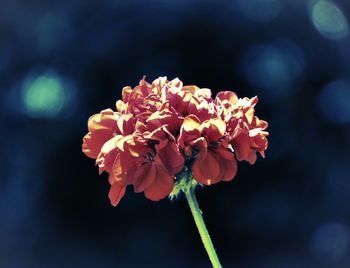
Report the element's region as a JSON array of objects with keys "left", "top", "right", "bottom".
[{"left": 82, "top": 76, "right": 269, "bottom": 206}]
